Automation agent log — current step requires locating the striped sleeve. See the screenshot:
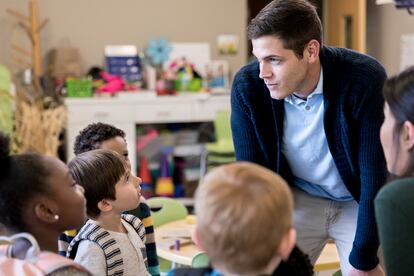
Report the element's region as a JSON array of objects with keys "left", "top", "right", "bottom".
[
  {"left": 58, "top": 229, "right": 78, "bottom": 256},
  {"left": 130, "top": 202, "right": 160, "bottom": 276}
]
